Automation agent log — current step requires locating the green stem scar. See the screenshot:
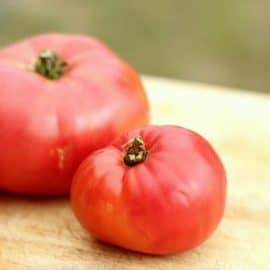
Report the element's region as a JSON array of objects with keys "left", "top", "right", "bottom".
[{"left": 35, "top": 49, "right": 67, "bottom": 80}]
